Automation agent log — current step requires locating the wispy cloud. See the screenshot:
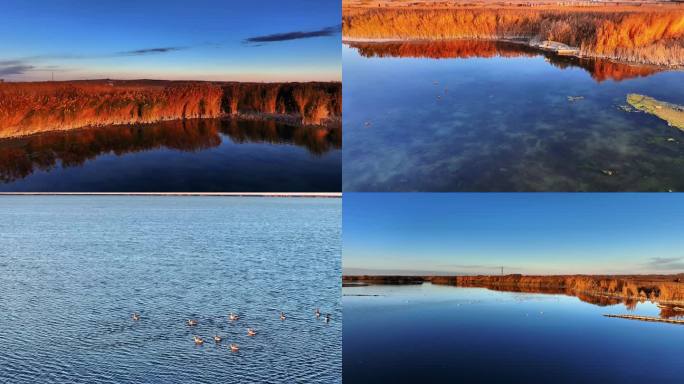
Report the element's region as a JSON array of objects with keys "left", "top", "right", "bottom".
[
  {"left": 244, "top": 24, "right": 341, "bottom": 44},
  {"left": 0, "top": 61, "right": 35, "bottom": 76},
  {"left": 118, "top": 46, "right": 186, "bottom": 56},
  {"left": 644, "top": 257, "right": 684, "bottom": 270},
  {"left": 0, "top": 45, "right": 186, "bottom": 78},
  {"left": 0, "top": 60, "right": 25, "bottom": 66}
]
